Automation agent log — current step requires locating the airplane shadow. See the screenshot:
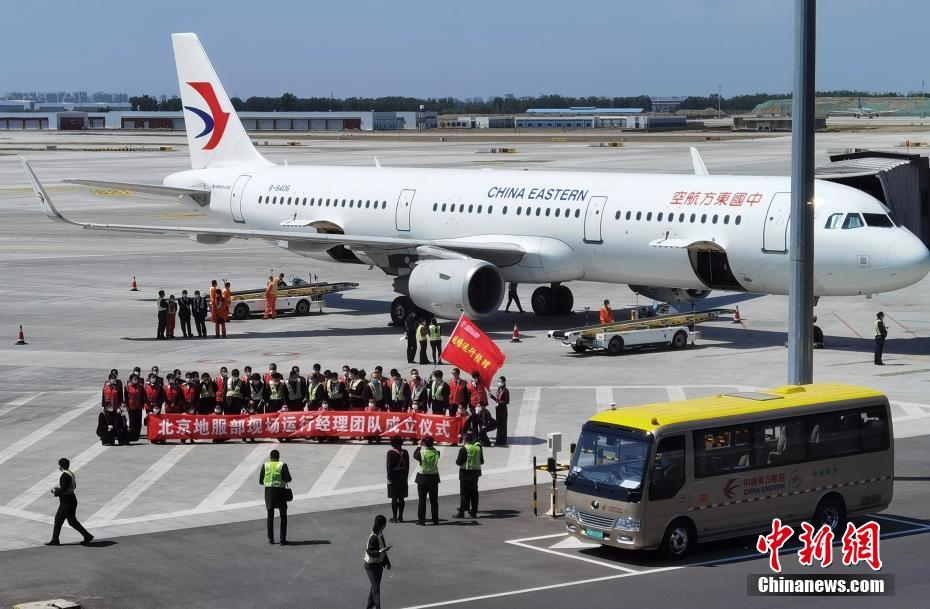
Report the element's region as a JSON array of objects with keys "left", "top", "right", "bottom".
[{"left": 700, "top": 324, "right": 930, "bottom": 356}]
